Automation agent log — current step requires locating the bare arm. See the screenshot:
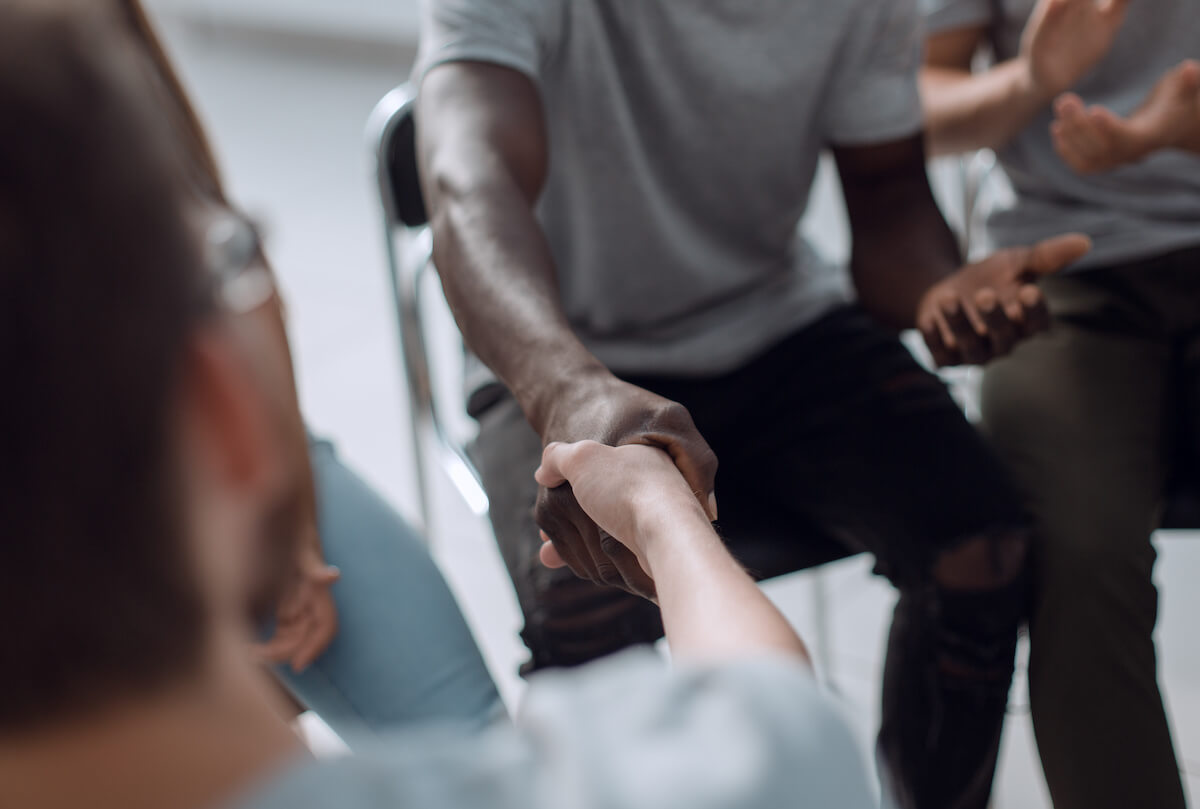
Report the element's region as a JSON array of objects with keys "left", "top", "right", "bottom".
[
  {"left": 536, "top": 441, "right": 809, "bottom": 664},
  {"left": 921, "top": 27, "right": 1048, "bottom": 156},
  {"left": 417, "top": 62, "right": 718, "bottom": 597},
  {"left": 417, "top": 62, "right": 603, "bottom": 430},
  {"left": 921, "top": 0, "right": 1130, "bottom": 157},
  {"left": 834, "top": 135, "right": 962, "bottom": 329}
]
